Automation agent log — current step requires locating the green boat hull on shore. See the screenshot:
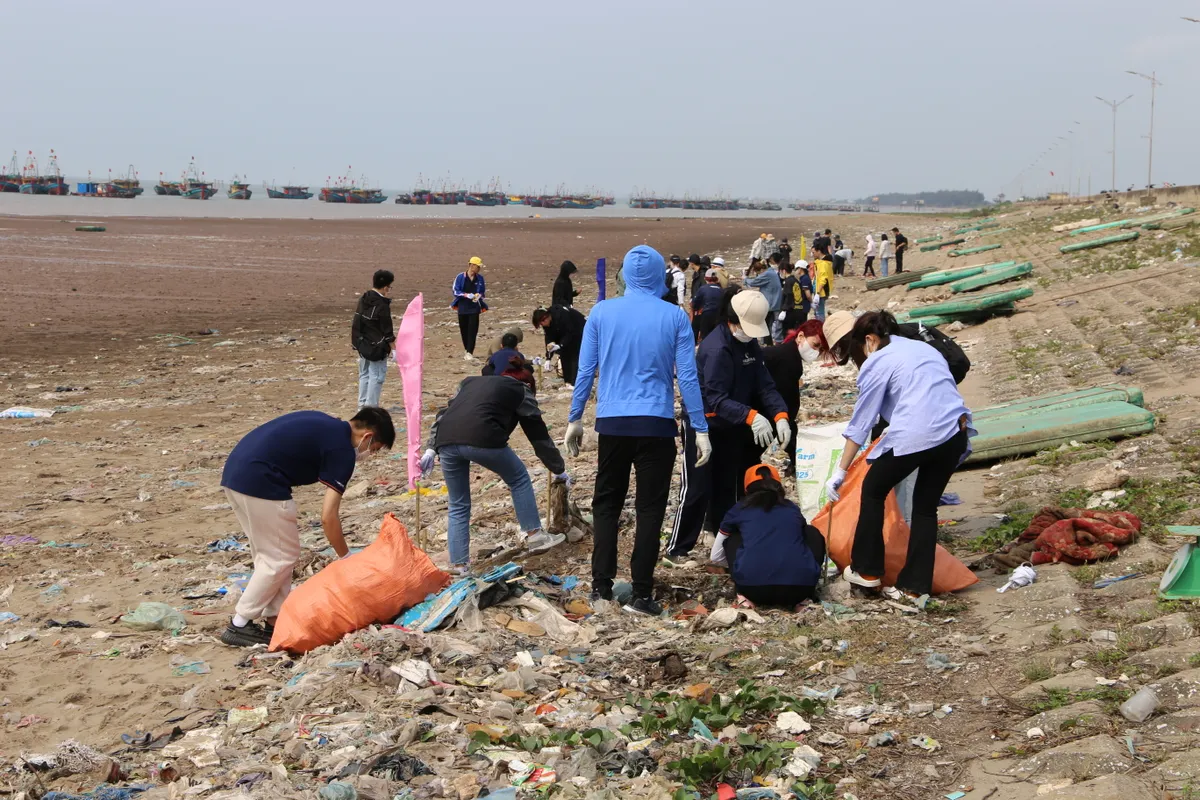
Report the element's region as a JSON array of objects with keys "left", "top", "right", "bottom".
[
  {"left": 949, "top": 262, "right": 1032, "bottom": 293},
  {"left": 948, "top": 243, "right": 1003, "bottom": 257},
  {"left": 1060, "top": 231, "right": 1139, "bottom": 253},
  {"left": 906, "top": 286, "right": 1033, "bottom": 319},
  {"left": 973, "top": 386, "right": 1145, "bottom": 423},
  {"left": 965, "top": 400, "right": 1156, "bottom": 464}
]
